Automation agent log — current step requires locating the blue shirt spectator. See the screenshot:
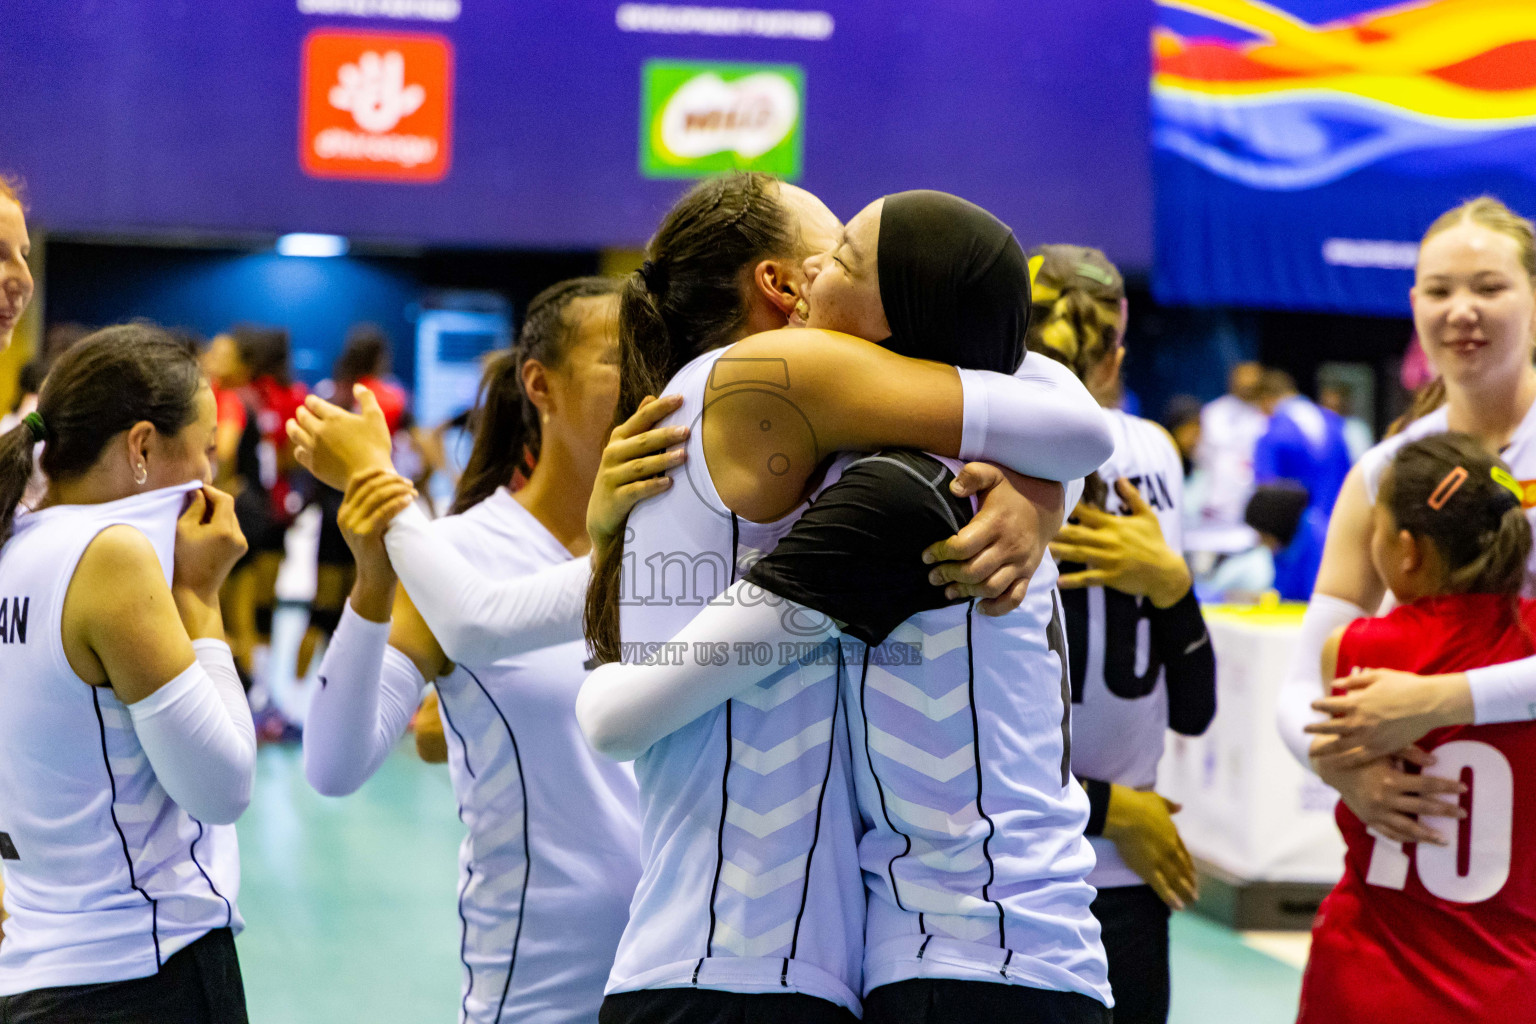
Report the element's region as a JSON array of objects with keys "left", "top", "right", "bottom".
[{"left": 1254, "top": 371, "right": 1353, "bottom": 517}]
